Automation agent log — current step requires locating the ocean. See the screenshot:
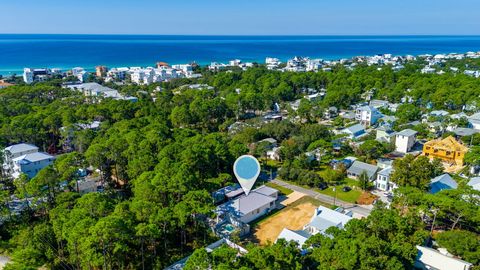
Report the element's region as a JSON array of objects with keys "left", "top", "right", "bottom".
[{"left": 1, "top": 35, "right": 480, "bottom": 75}]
